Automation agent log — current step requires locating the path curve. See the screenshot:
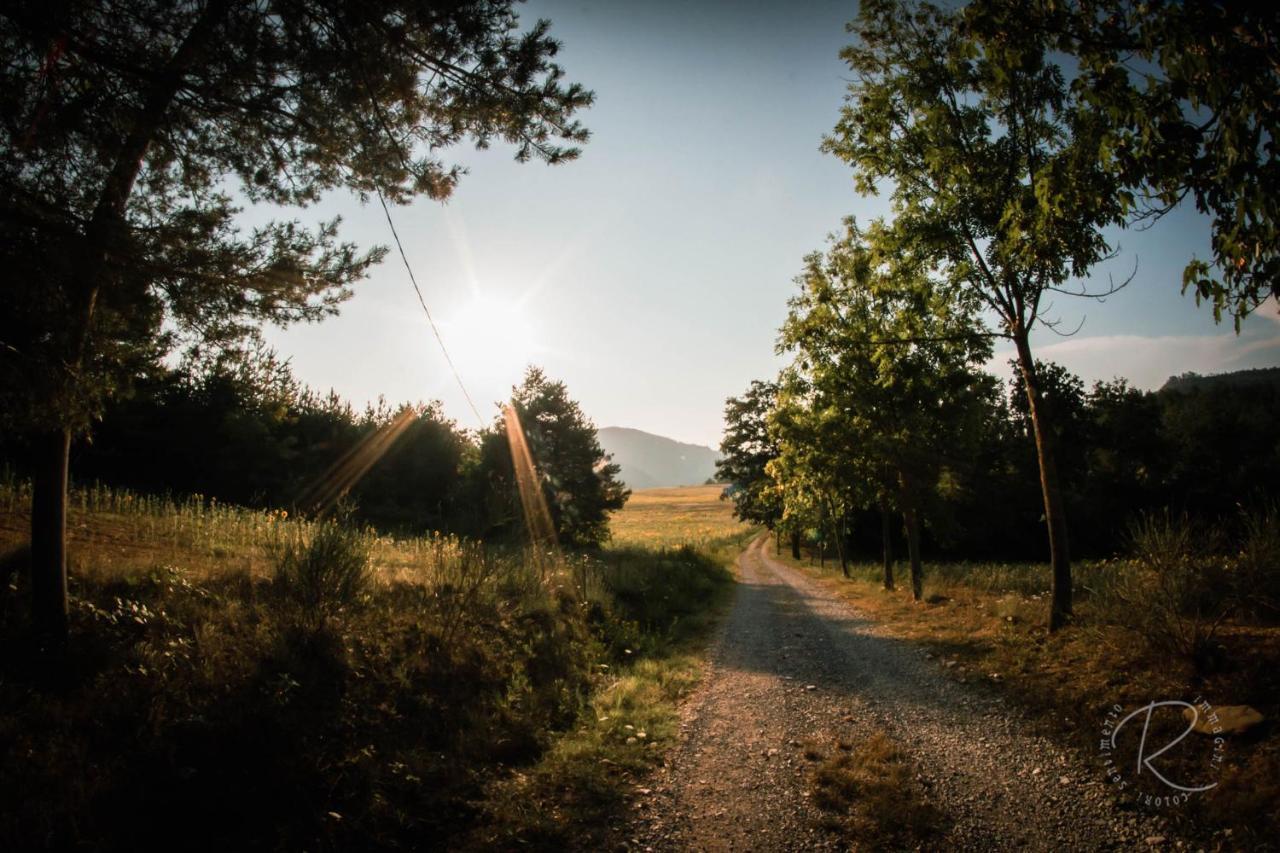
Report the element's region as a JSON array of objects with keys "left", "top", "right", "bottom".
[{"left": 625, "top": 535, "right": 1176, "bottom": 851}]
